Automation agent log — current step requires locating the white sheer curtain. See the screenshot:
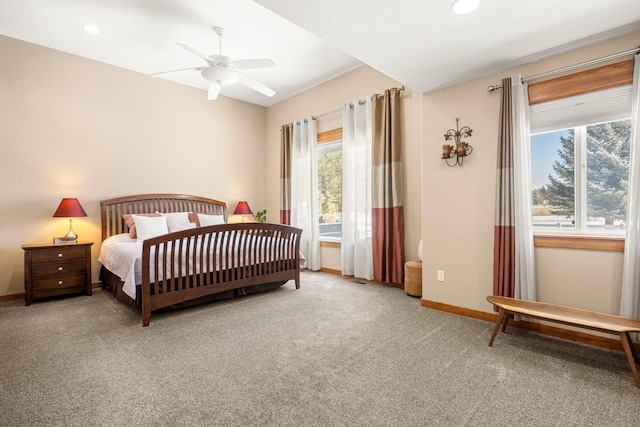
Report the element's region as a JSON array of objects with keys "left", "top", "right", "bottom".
[
  {"left": 341, "top": 99, "right": 374, "bottom": 280},
  {"left": 512, "top": 74, "right": 537, "bottom": 301},
  {"left": 620, "top": 55, "right": 640, "bottom": 321},
  {"left": 292, "top": 118, "right": 321, "bottom": 271}
]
